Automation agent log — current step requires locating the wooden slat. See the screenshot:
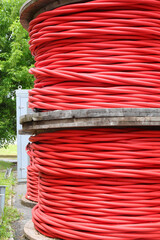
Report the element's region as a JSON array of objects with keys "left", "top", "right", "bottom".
[
  {"left": 20, "top": 115, "right": 160, "bottom": 135},
  {"left": 20, "top": 108, "right": 160, "bottom": 124}
]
